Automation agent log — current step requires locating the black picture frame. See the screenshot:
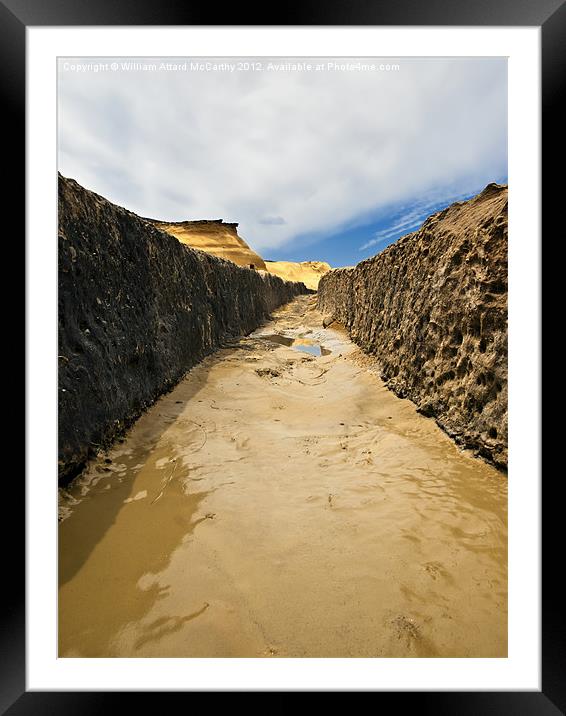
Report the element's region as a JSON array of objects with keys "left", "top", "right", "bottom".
[{"left": 9, "top": 0, "right": 558, "bottom": 709}]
